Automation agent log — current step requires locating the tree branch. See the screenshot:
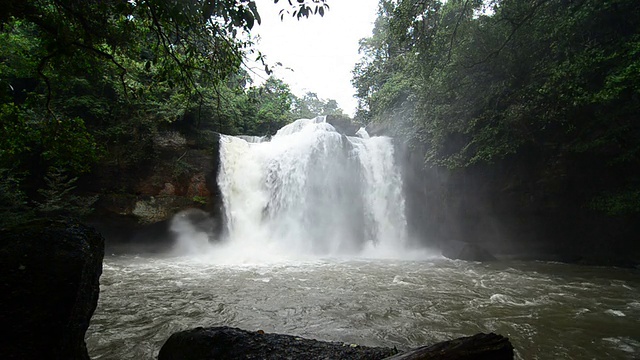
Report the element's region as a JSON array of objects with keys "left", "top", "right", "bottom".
[
  {"left": 36, "top": 51, "right": 62, "bottom": 118},
  {"left": 465, "top": 0, "right": 550, "bottom": 69},
  {"left": 70, "top": 41, "right": 129, "bottom": 98},
  {"left": 447, "top": 0, "right": 471, "bottom": 63}
]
